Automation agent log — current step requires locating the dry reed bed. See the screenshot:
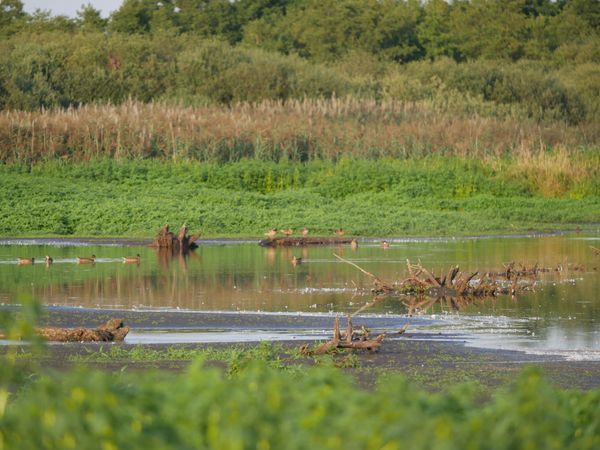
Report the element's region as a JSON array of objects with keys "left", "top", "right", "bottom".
[{"left": 1, "top": 98, "right": 599, "bottom": 165}]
